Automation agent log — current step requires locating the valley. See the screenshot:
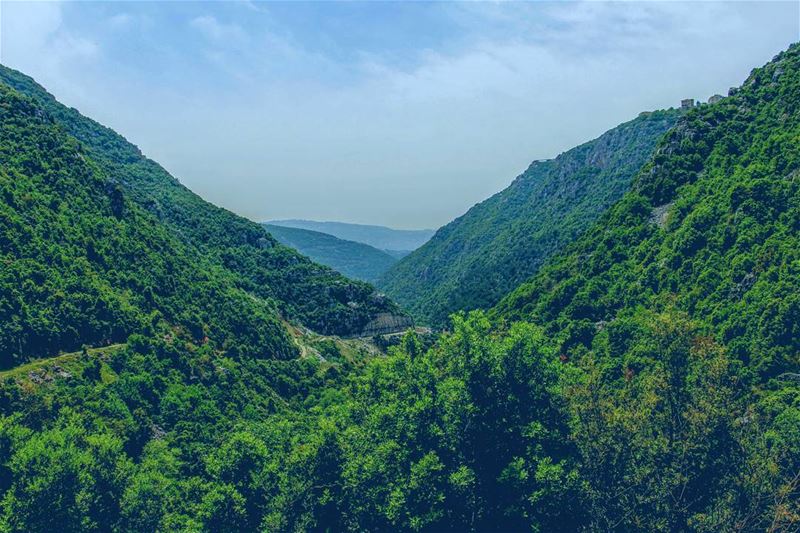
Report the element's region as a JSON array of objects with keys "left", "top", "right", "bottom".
[
  {"left": 378, "top": 108, "right": 683, "bottom": 325},
  {"left": 0, "top": 22, "right": 797, "bottom": 533}
]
